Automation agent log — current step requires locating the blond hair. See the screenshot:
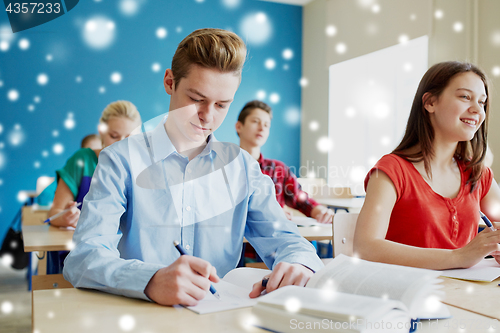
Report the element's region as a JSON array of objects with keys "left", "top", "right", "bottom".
[
  {"left": 100, "top": 100, "right": 141, "bottom": 124},
  {"left": 171, "top": 28, "right": 247, "bottom": 88}
]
